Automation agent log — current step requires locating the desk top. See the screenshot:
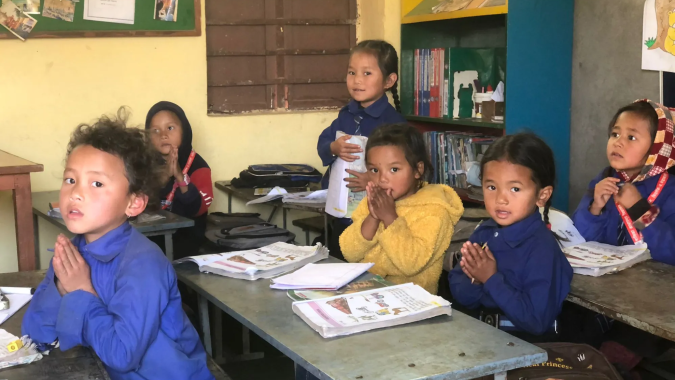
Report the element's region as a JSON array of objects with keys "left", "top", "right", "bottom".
[
  {"left": 0, "top": 150, "right": 43, "bottom": 175},
  {"left": 215, "top": 181, "right": 325, "bottom": 214},
  {"left": 32, "top": 191, "right": 195, "bottom": 234},
  {"left": 568, "top": 260, "right": 675, "bottom": 342},
  {"left": 175, "top": 259, "right": 547, "bottom": 380}
]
